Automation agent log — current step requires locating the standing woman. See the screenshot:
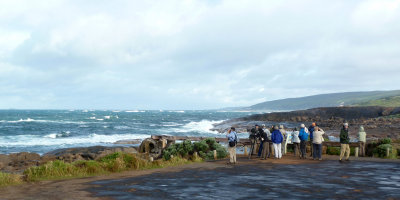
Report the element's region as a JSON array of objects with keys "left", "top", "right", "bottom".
[
  {"left": 271, "top": 125, "right": 283, "bottom": 159},
  {"left": 312, "top": 126, "right": 325, "bottom": 160},
  {"left": 358, "top": 125, "right": 367, "bottom": 157},
  {"left": 292, "top": 127, "right": 301, "bottom": 157}
]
